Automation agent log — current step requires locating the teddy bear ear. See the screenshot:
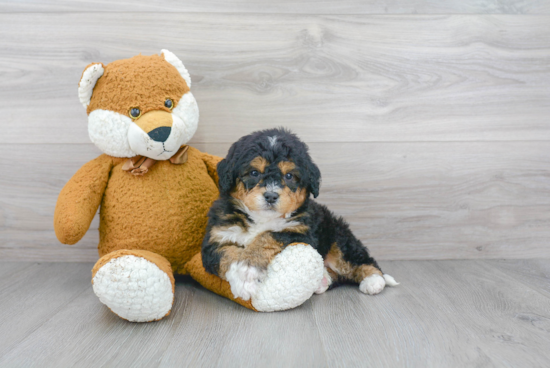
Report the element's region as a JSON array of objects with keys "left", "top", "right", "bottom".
[
  {"left": 161, "top": 49, "right": 192, "bottom": 88},
  {"left": 78, "top": 63, "right": 104, "bottom": 109}
]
